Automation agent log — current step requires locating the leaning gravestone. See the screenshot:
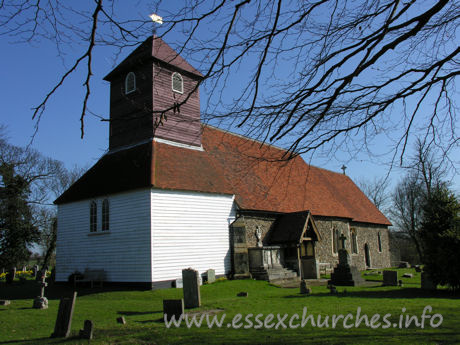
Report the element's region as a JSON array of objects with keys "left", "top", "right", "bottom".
[
  {"left": 300, "top": 280, "right": 311, "bottom": 294},
  {"left": 182, "top": 268, "right": 201, "bottom": 308},
  {"left": 421, "top": 272, "right": 437, "bottom": 290},
  {"left": 163, "top": 299, "right": 184, "bottom": 322},
  {"left": 383, "top": 270, "right": 398, "bottom": 286},
  {"left": 206, "top": 269, "right": 216, "bottom": 284},
  {"left": 79, "top": 320, "right": 94, "bottom": 340},
  {"left": 51, "top": 292, "right": 77, "bottom": 338}
]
